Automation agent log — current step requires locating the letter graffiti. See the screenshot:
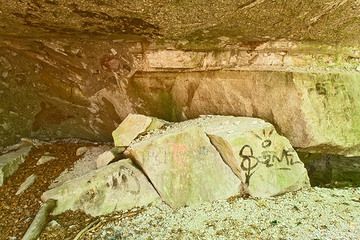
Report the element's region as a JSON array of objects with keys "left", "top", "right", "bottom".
[
  {"left": 239, "top": 145, "right": 258, "bottom": 185},
  {"left": 239, "top": 129, "right": 302, "bottom": 185}
]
